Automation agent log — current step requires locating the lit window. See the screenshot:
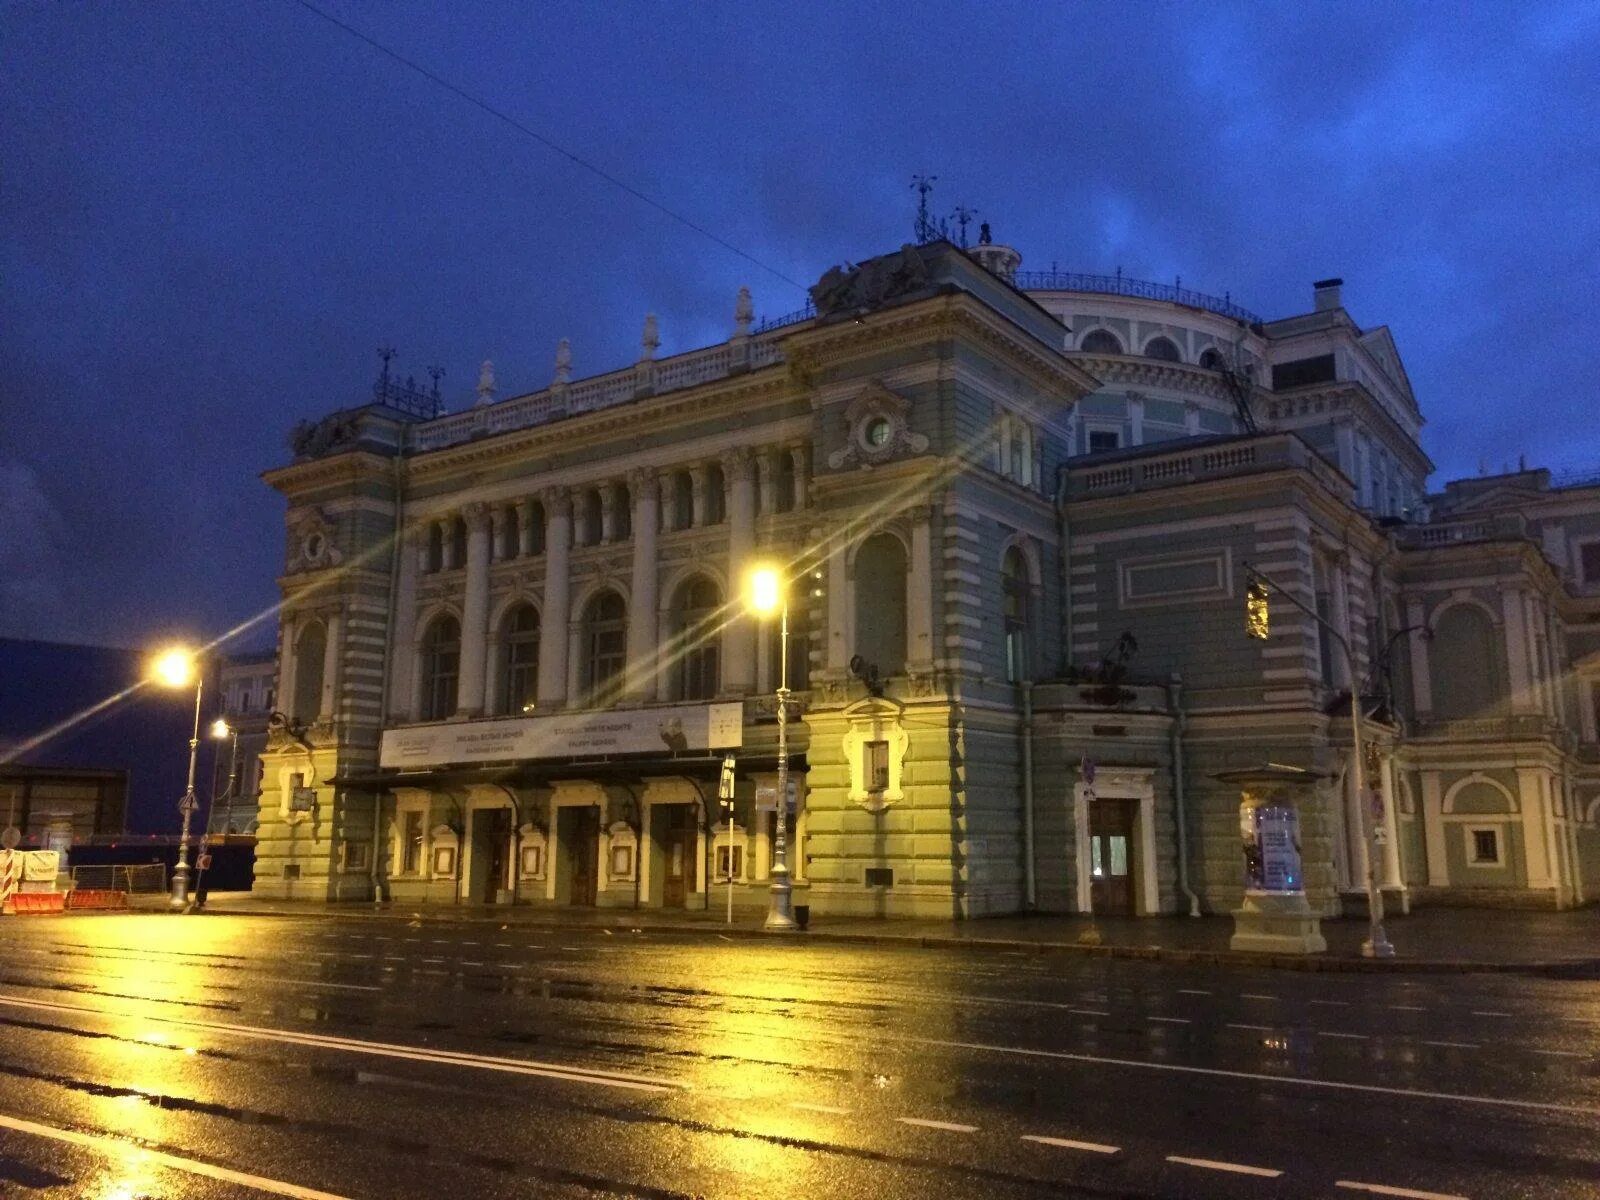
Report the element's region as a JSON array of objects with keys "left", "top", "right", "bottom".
[{"left": 866, "top": 740, "right": 890, "bottom": 794}]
